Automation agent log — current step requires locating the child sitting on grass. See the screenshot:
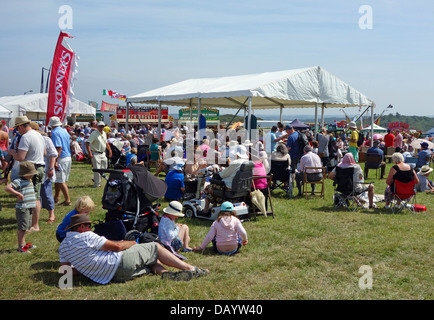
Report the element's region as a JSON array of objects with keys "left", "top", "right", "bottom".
[
  {"left": 56, "top": 196, "right": 96, "bottom": 243},
  {"left": 158, "top": 201, "right": 193, "bottom": 255},
  {"left": 193, "top": 201, "right": 248, "bottom": 255},
  {"left": 5, "top": 161, "right": 38, "bottom": 253}
]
